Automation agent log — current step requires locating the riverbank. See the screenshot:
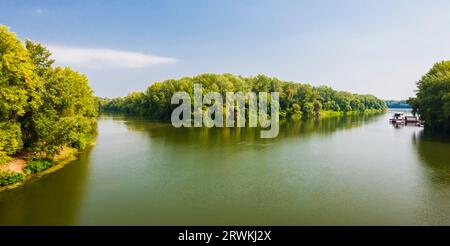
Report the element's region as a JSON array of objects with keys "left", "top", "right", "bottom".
[
  {"left": 101, "top": 108, "right": 387, "bottom": 124},
  {"left": 318, "top": 109, "right": 386, "bottom": 118},
  {"left": 0, "top": 144, "right": 93, "bottom": 192}
]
